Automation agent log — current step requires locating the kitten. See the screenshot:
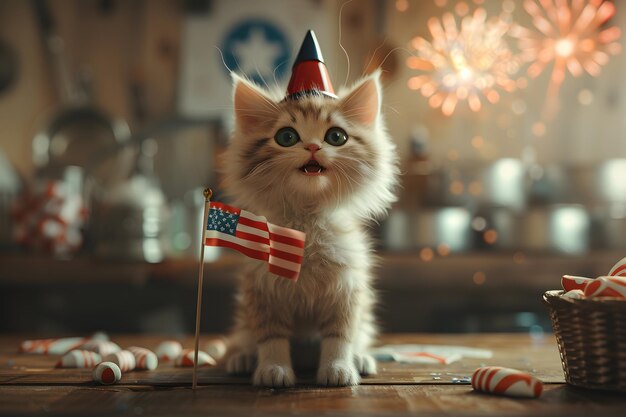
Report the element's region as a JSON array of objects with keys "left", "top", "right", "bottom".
[{"left": 217, "top": 69, "right": 398, "bottom": 387}]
